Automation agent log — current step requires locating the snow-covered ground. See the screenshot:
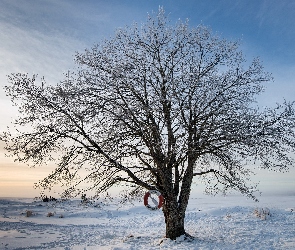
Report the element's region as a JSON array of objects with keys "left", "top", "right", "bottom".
[{"left": 0, "top": 194, "right": 294, "bottom": 249}]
